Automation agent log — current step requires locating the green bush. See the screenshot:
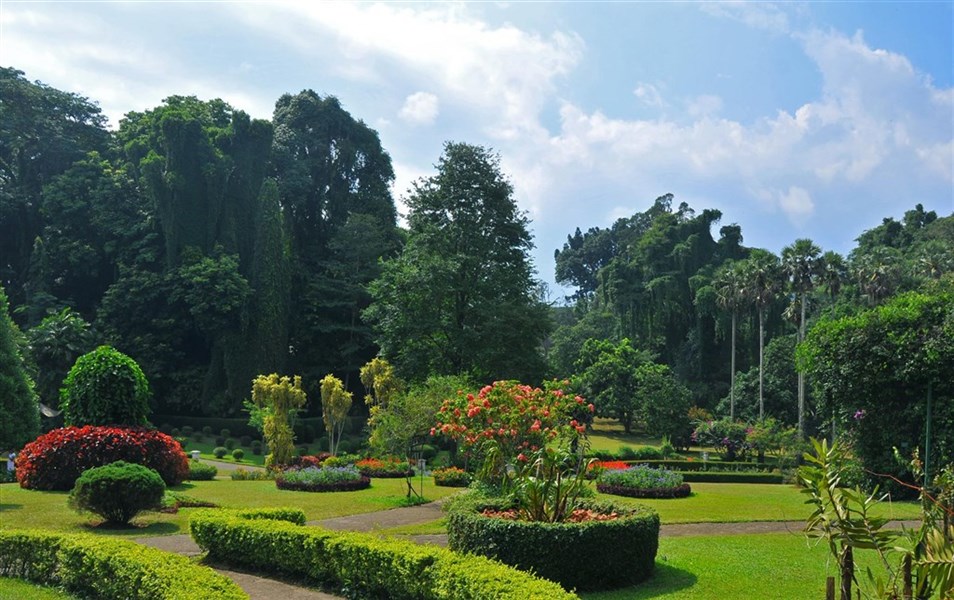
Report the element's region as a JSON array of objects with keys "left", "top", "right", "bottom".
[
  {"left": 679, "top": 471, "right": 783, "bottom": 484},
  {"left": 219, "top": 429, "right": 231, "bottom": 439},
  {"left": 187, "top": 460, "right": 218, "bottom": 481},
  {"left": 68, "top": 461, "right": 166, "bottom": 525},
  {"left": 171, "top": 428, "right": 181, "bottom": 437},
  {"left": 190, "top": 508, "right": 577, "bottom": 599},
  {"left": 231, "top": 448, "right": 244, "bottom": 461},
  {"left": 60, "top": 346, "right": 151, "bottom": 427},
  {"left": 0, "top": 529, "right": 246, "bottom": 599},
  {"left": 432, "top": 467, "right": 471, "bottom": 487},
  {"left": 250, "top": 440, "right": 263, "bottom": 455},
  {"left": 181, "top": 426, "right": 194, "bottom": 437},
  {"left": 624, "top": 459, "right": 776, "bottom": 472},
  {"left": 335, "top": 439, "right": 353, "bottom": 454},
  {"left": 230, "top": 468, "right": 271, "bottom": 481},
  {"left": 225, "top": 438, "right": 237, "bottom": 450},
  {"left": 202, "top": 426, "right": 213, "bottom": 436},
  {"left": 213, "top": 447, "right": 227, "bottom": 459},
  {"left": 446, "top": 498, "right": 659, "bottom": 591},
  {"left": 239, "top": 435, "right": 252, "bottom": 447},
  {"left": 193, "top": 432, "right": 204, "bottom": 442}
]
